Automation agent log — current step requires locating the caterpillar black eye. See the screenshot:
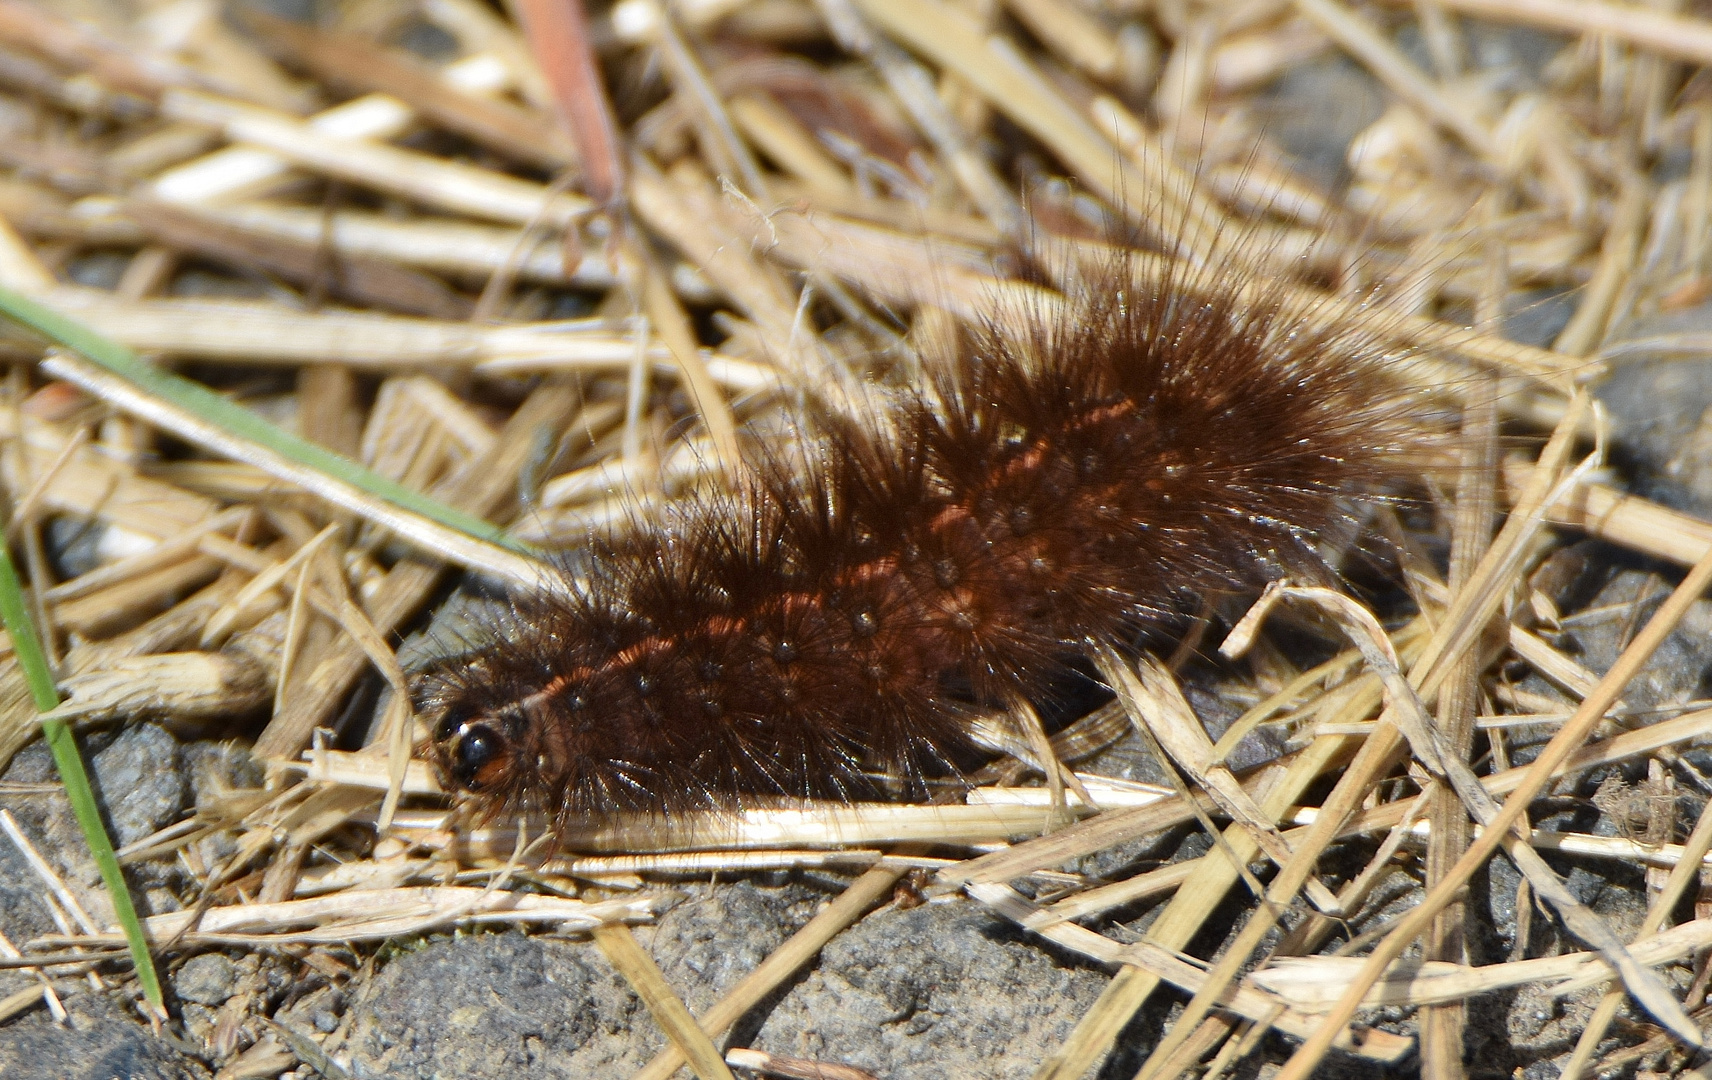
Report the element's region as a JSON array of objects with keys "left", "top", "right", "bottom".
[
  {"left": 433, "top": 703, "right": 472, "bottom": 743},
  {"left": 452, "top": 725, "right": 505, "bottom": 790}
]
